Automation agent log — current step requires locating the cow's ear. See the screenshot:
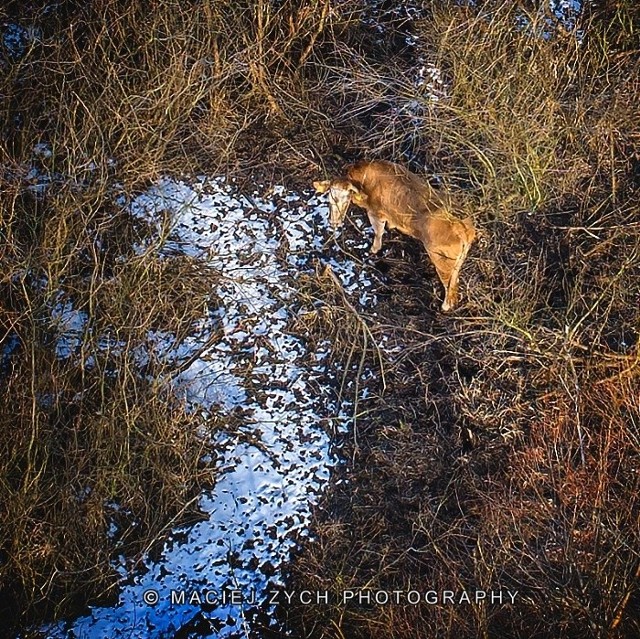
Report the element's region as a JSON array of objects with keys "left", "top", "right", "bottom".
[
  {"left": 352, "top": 192, "right": 367, "bottom": 205},
  {"left": 348, "top": 182, "right": 367, "bottom": 204},
  {"left": 313, "top": 180, "right": 331, "bottom": 193}
]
